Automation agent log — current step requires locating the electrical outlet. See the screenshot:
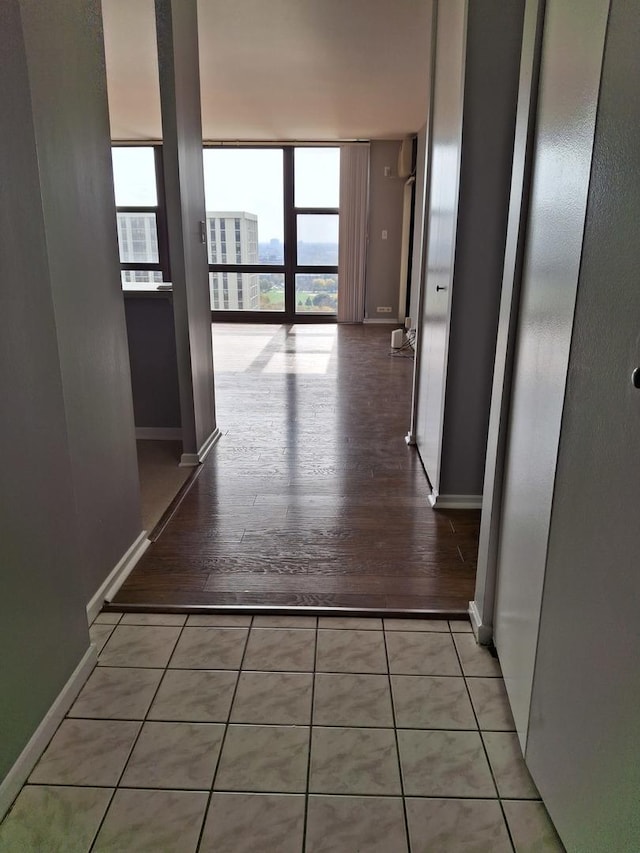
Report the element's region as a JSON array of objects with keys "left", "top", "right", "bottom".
[
  {"left": 377, "top": 306, "right": 393, "bottom": 313},
  {"left": 381, "top": 230, "right": 388, "bottom": 240}
]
